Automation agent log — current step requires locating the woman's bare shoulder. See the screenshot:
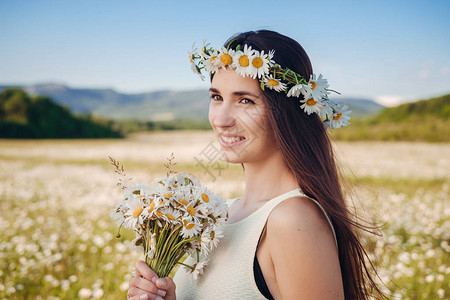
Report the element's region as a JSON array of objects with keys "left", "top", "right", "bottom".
[
  {"left": 265, "top": 195, "right": 343, "bottom": 298},
  {"left": 267, "top": 195, "right": 335, "bottom": 239}
]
